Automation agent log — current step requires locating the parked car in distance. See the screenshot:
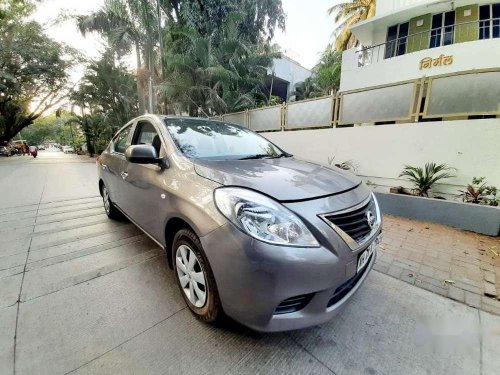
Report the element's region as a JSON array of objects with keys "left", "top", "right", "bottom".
[
  {"left": 63, "top": 146, "right": 75, "bottom": 154},
  {"left": 0, "top": 145, "right": 13, "bottom": 156},
  {"left": 97, "top": 115, "right": 382, "bottom": 332},
  {"left": 38, "top": 145, "right": 46, "bottom": 150}
]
